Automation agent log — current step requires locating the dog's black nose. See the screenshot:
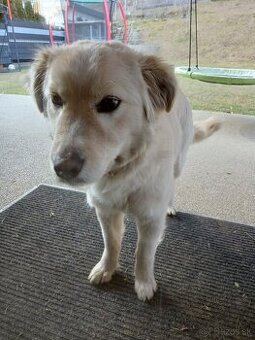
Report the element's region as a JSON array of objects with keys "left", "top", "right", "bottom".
[{"left": 53, "top": 152, "right": 84, "bottom": 180}]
